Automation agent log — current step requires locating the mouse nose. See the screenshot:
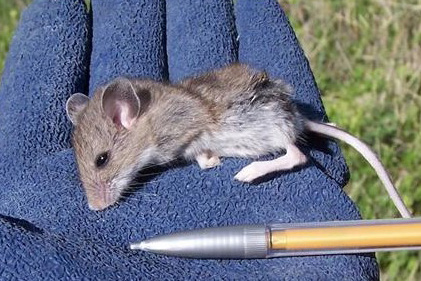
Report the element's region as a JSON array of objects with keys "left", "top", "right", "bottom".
[{"left": 86, "top": 182, "right": 118, "bottom": 211}]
